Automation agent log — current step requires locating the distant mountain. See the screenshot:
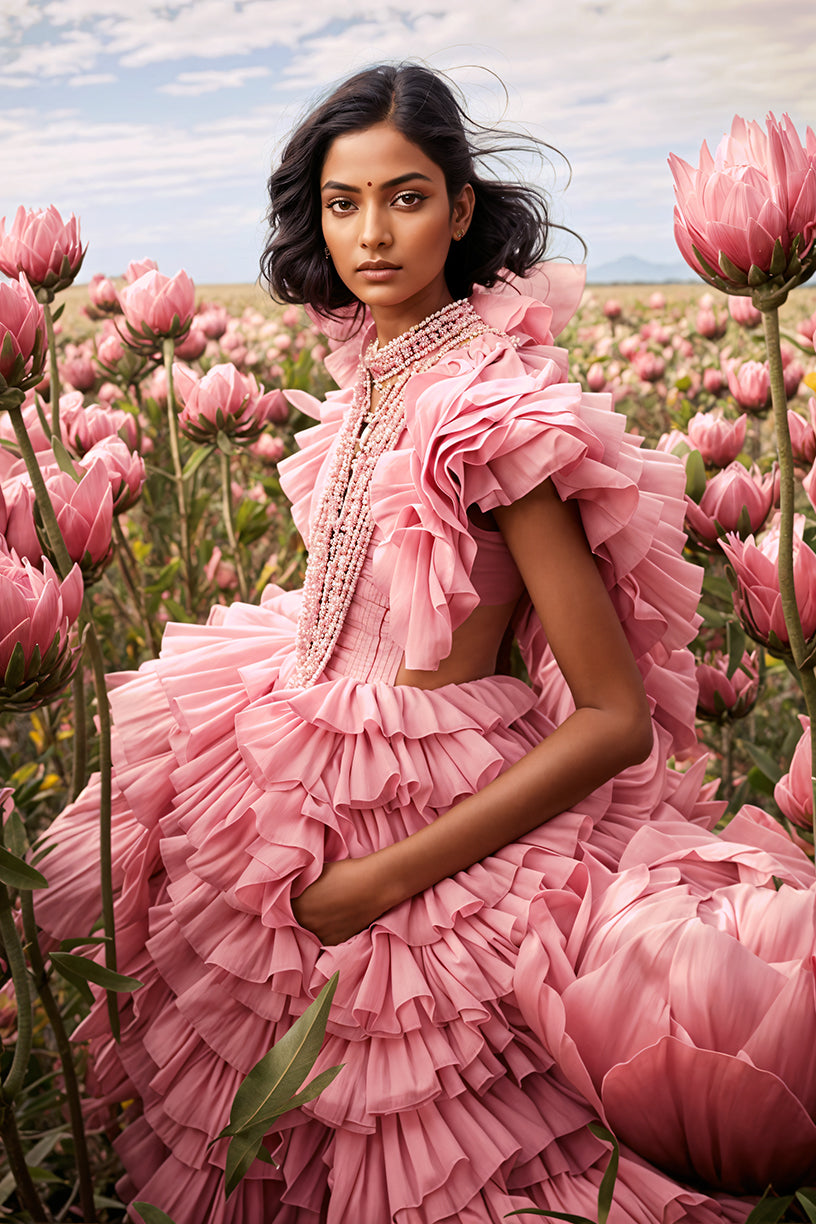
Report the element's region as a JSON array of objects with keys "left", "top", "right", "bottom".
[{"left": 586, "top": 255, "right": 696, "bottom": 284}]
